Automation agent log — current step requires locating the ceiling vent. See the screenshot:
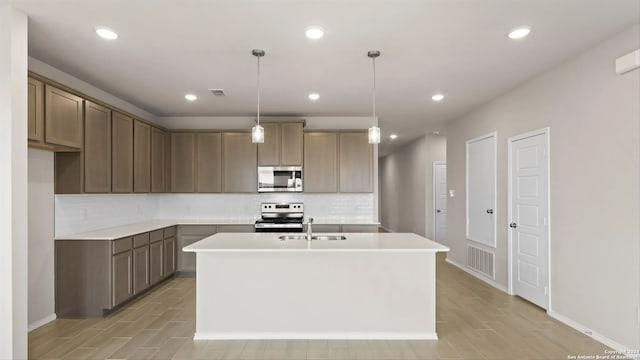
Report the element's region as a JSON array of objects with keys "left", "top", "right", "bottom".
[{"left": 208, "top": 88, "right": 226, "bottom": 97}]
